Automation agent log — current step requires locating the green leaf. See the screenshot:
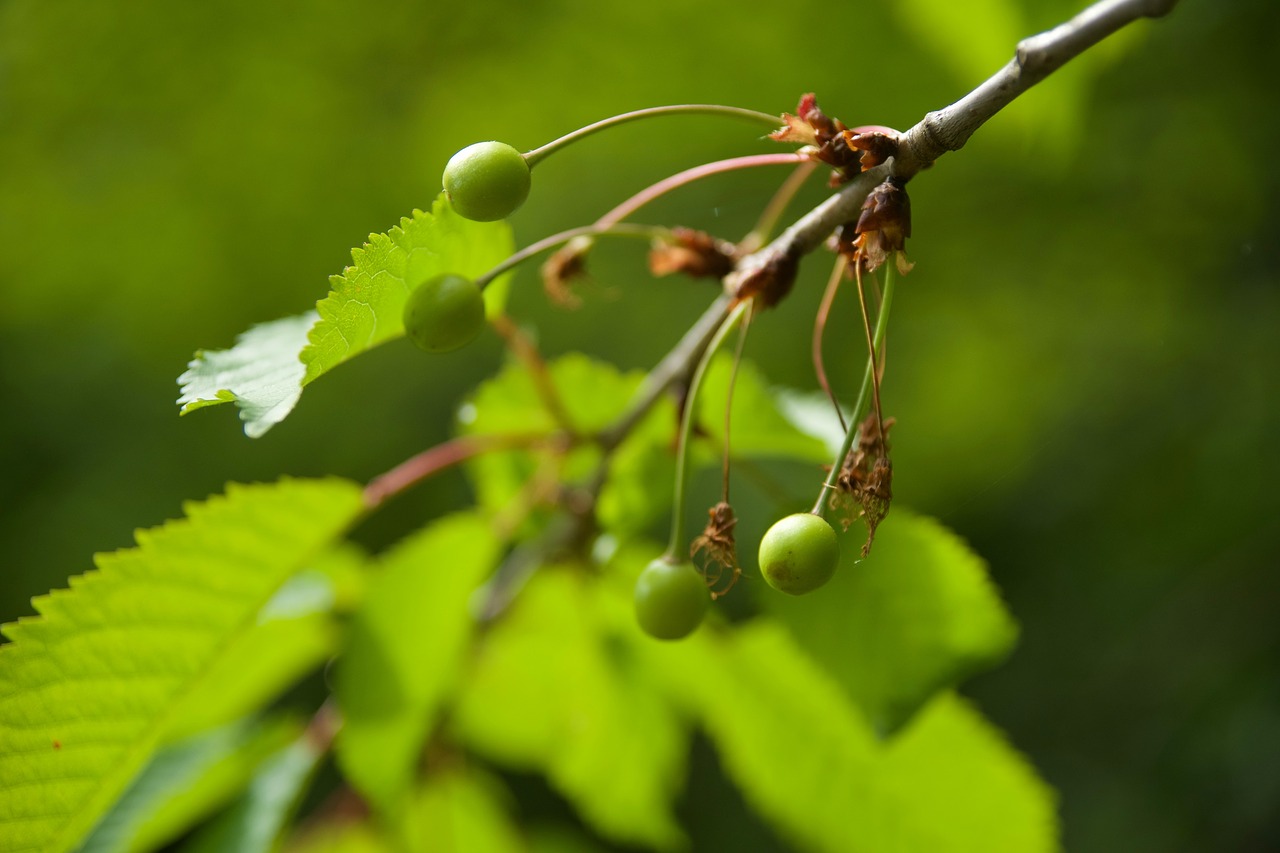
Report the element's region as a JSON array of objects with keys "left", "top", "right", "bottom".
[
  {"left": 178, "top": 196, "right": 512, "bottom": 437},
  {"left": 643, "top": 621, "right": 1057, "bottom": 852},
  {"left": 177, "top": 313, "right": 318, "bottom": 439},
  {"left": 165, "top": 553, "right": 363, "bottom": 742},
  {"left": 460, "top": 353, "right": 651, "bottom": 519},
  {"left": 761, "top": 509, "right": 1018, "bottom": 733},
  {"left": 303, "top": 196, "right": 512, "bottom": 383},
  {"left": 699, "top": 356, "right": 830, "bottom": 464},
  {"left": 333, "top": 514, "right": 500, "bottom": 815},
  {"left": 0, "top": 478, "right": 366, "bottom": 853},
  {"left": 180, "top": 724, "right": 326, "bottom": 853},
  {"left": 452, "top": 568, "right": 687, "bottom": 851},
  {"left": 80, "top": 717, "right": 301, "bottom": 853},
  {"left": 401, "top": 769, "right": 524, "bottom": 853}
]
